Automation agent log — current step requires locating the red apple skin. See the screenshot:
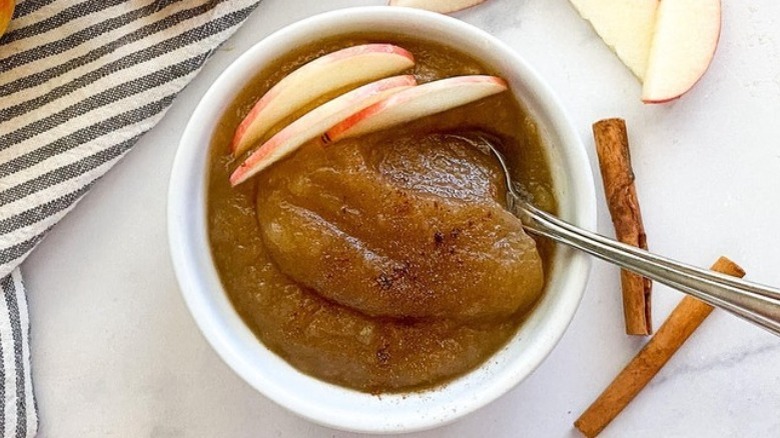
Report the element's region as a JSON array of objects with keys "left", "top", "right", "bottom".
[
  {"left": 325, "top": 75, "right": 507, "bottom": 143},
  {"left": 641, "top": 0, "right": 722, "bottom": 104},
  {"left": 230, "top": 44, "right": 415, "bottom": 156},
  {"left": 0, "top": 0, "right": 15, "bottom": 38},
  {"left": 229, "top": 75, "right": 416, "bottom": 186}
]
